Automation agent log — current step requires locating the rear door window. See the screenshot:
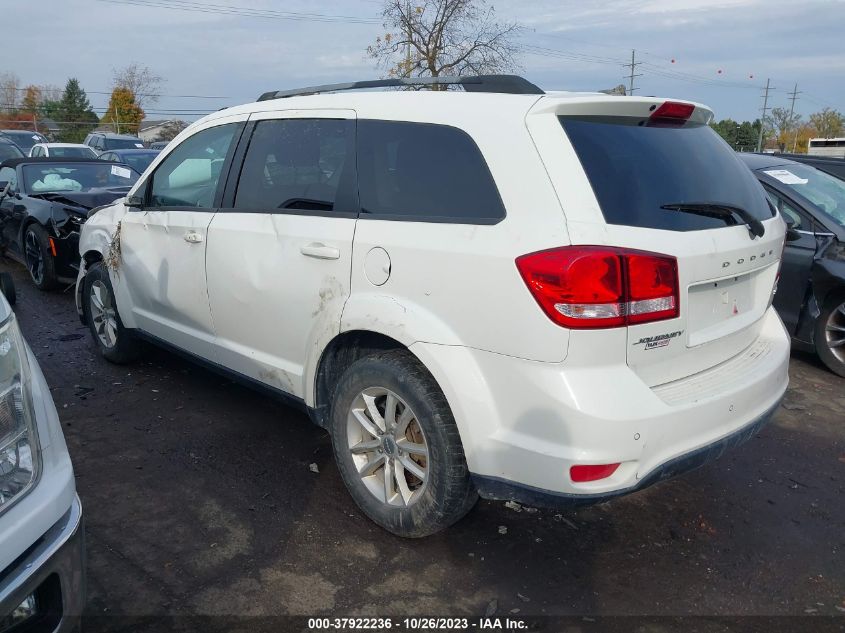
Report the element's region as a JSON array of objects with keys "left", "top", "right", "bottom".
[
  {"left": 560, "top": 117, "right": 774, "bottom": 231},
  {"left": 233, "top": 118, "right": 354, "bottom": 212},
  {"left": 357, "top": 120, "right": 505, "bottom": 223}
]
